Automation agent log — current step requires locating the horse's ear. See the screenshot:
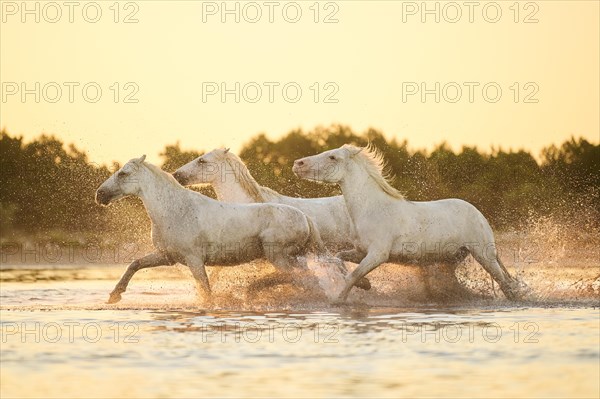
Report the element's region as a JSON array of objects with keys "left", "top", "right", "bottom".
[
  {"left": 138, "top": 154, "right": 146, "bottom": 163},
  {"left": 224, "top": 148, "right": 230, "bottom": 154}
]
